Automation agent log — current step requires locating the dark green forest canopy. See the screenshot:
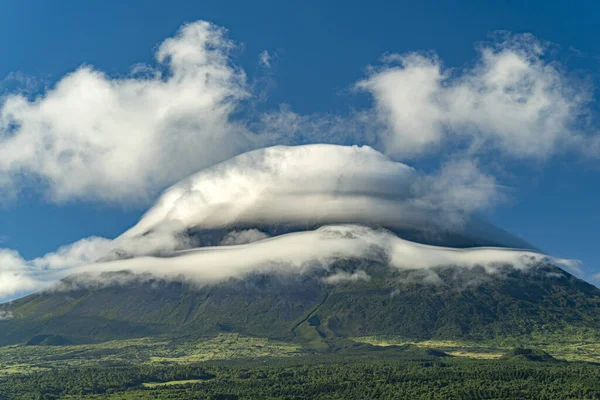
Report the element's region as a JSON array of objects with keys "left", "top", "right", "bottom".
[{"left": 2, "top": 354, "right": 600, "bottom": 400}]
